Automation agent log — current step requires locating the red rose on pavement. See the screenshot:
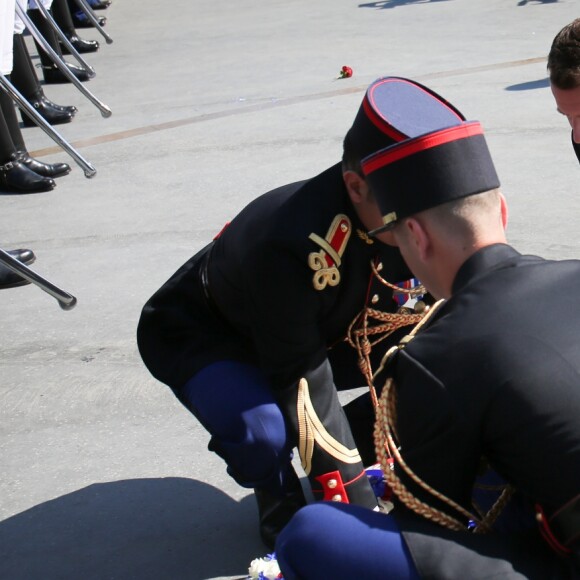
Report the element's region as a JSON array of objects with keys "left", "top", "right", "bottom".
[{"left": 339, "top": 65, "right": 353, "bottom": 79}]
